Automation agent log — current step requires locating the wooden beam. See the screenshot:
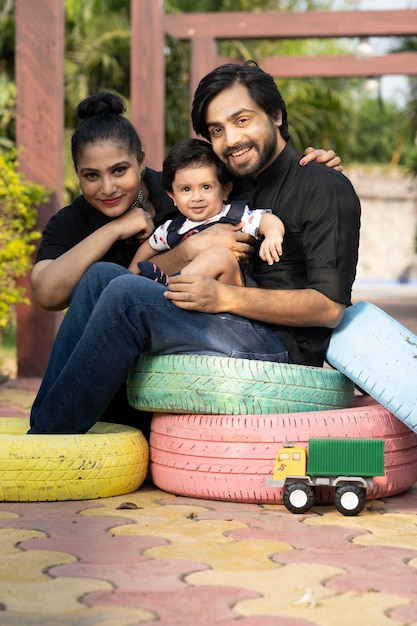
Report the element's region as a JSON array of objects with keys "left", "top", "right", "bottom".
[
  {"left": 164, "top": 9, "right": 417, "bottom": 40},
  {"left": 217, "top": 52, "right": 417, "bottom": 78},
  {"left": 131, "top": 0, "right": 165, "bottom": 169},
  {"left": 189, "top": 37, "right": 217, "bottom": 133},
  {"left": 15, "top": 0, "right": 65, "bottom": 377}
]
